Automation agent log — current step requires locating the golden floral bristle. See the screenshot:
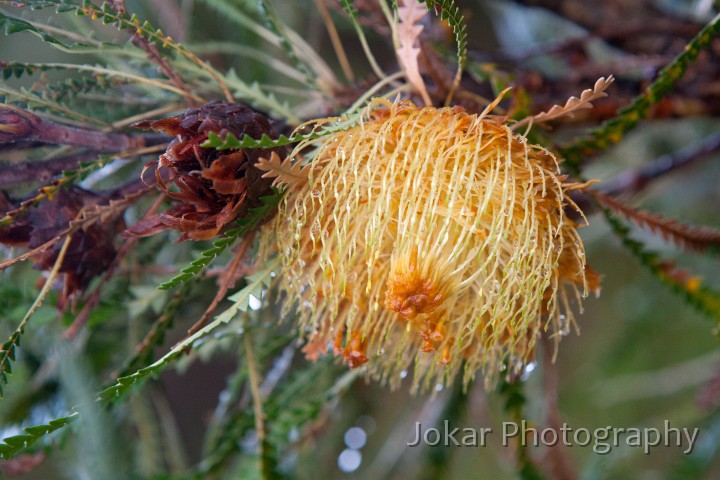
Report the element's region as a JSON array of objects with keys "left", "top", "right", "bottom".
[{"left": 264, "top": 98, "right": 600, "bottom": 391}]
